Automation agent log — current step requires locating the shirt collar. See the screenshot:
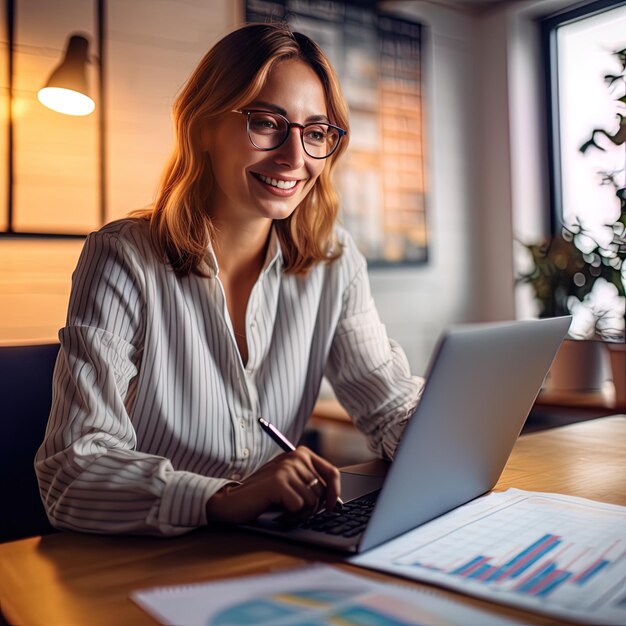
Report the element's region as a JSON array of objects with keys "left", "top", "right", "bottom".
[{"left": 263, "top": 225, "right": 283, "bottom": 275}]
